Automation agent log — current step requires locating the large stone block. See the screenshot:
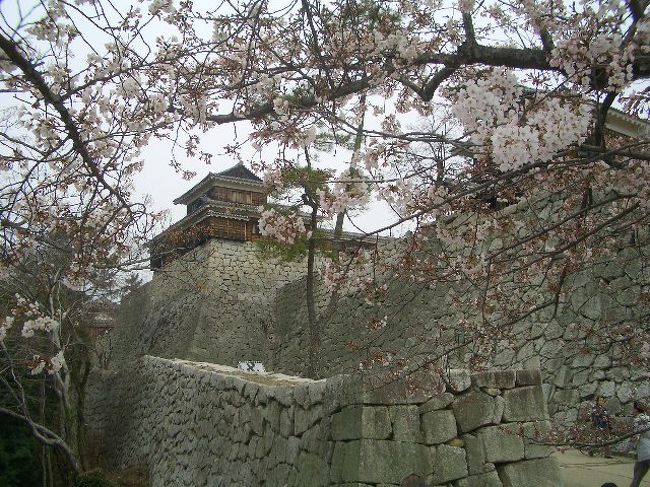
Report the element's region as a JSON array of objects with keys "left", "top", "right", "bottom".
[
  {"left": 330, "top": 440, "right": 430, "bottom": 484},
  {"left": 477, "top": 426, "right": 525, "bottom": 463},
  {"left": 294, "top": 451, "right": 329, "bottom": 486},
  {"left": 515, "top": 369, "right": 541, "bottom": 386},
  {"left": 452, "top": 391, "right": 497, "bottom": 433},
  {"left": 502, "top": 386, "right": 547, "bottom": 422},
  {"left": 429, "top": 444, "right": 468, "bottom": 484},
  {"left": 496, "top": 458, "right": 561, "bottom": 487},
  {"left": 446, "top": 369, "right": 472, "bottom": 393},
  {"left": 421, "top": 409, "right": 457, "bottom": 445},
  {"left": 294, "top": 404, "right": 323, "bottom": 435},
  {"left": 331, "top": 406, "right": 392, "bottom": 440},
  {"left": 462, "top": 433, "right": 486, "bottom": 475},
  {"left": 454, "top": 470, "right": 503, "bottom": 487},
  {"left": 521, "top": 421, "right": 554, "bottom": 459},
  {"left": 418, "top": 393, "right": 455, "bottom": 414},
  {"left": 472, "top": 370, "right": 516, "bottom": 389},
  {"left": 390, "top": 406, "right": 421, "bottom": 441}
]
